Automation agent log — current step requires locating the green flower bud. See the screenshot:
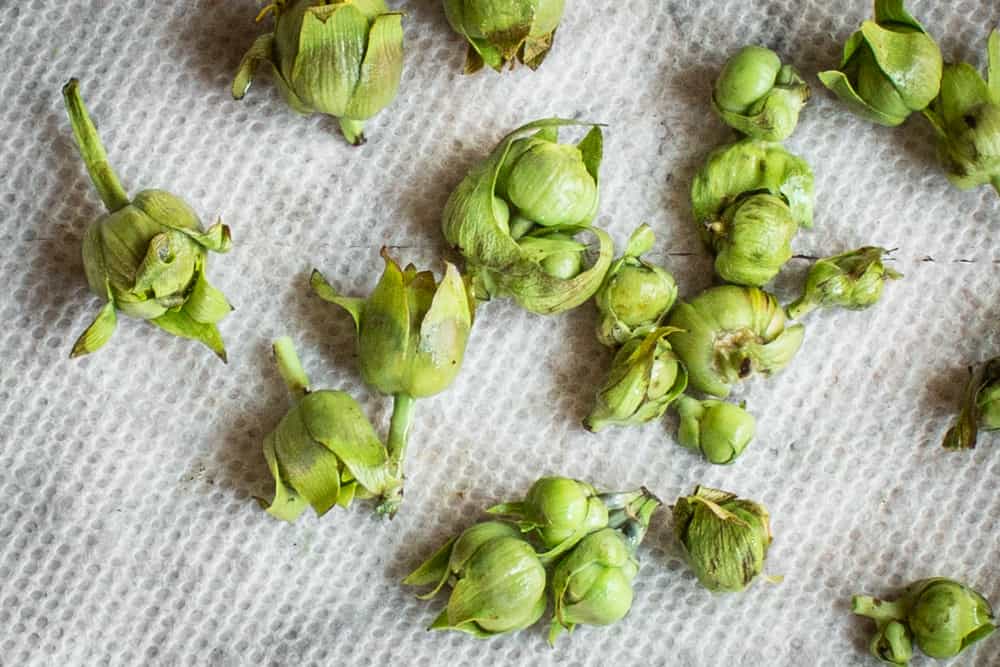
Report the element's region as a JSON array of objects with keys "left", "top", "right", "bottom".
[
  {"left": 403, "top": 521, "right": 547, "bottom": 637},
  {"left": 584, "top": 327, "right": 689, "bottom": 432},
  {"left": 667, "top": 286, "right": 804, "bottom": 398},
  {"left": 311, "top": 249, "right": 474, "bottom": 399},
  {"left": 923, "top": 31, "right": 1000, "bottom": 194},
  {"left": 672, "top": 486, "right": 771, "bottom": 593},
  {"left": 487, "top": 477, "right": 609, "bottom": 557},
  {"left": 443, "top": 0, "right": 565, "bottom": 73},
  {"left": 442, "top": 119, "right": 614, "bottom": 315},
  {"left": 853, "top": 578, "right": 996, "bottom": 661},
  {"left": 261, "top": 337, "right": 397, "bottom": 522},
  {"left": 943, "top": 357, "right": 1000, "bottom": 451},
  {"left": 594, "top": 225, "right": 678, "bottom": 347},
  {"left": 232, "top": 1, "right": 404, "bottom": 145},
  {"left": 819, "top": 0, "right": 942, "bottom": 127},
  {"left": 713, "top": 46, "right": 810, "bottom": 141},
  {"left": 548, "top": 488, "right": 660, "bottom": 644},
  {"left": 787, "top": 247, "right": 902, "bottom": 319},
  {"left": 675, "top": 396, "right": 756, "bottom": 464},
  {"left": 691, "top": 139, "right": 814, "bottom": 286},
  {"left": 63, "top": 80, "right": 233, "bottom": 361}
]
